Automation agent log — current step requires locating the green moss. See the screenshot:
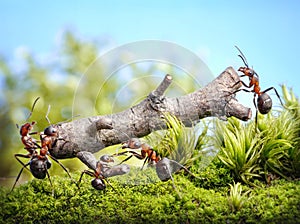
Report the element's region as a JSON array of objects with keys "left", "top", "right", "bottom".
[{"left": 1, "top": 170, "right": 299, "bottom": 224}]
